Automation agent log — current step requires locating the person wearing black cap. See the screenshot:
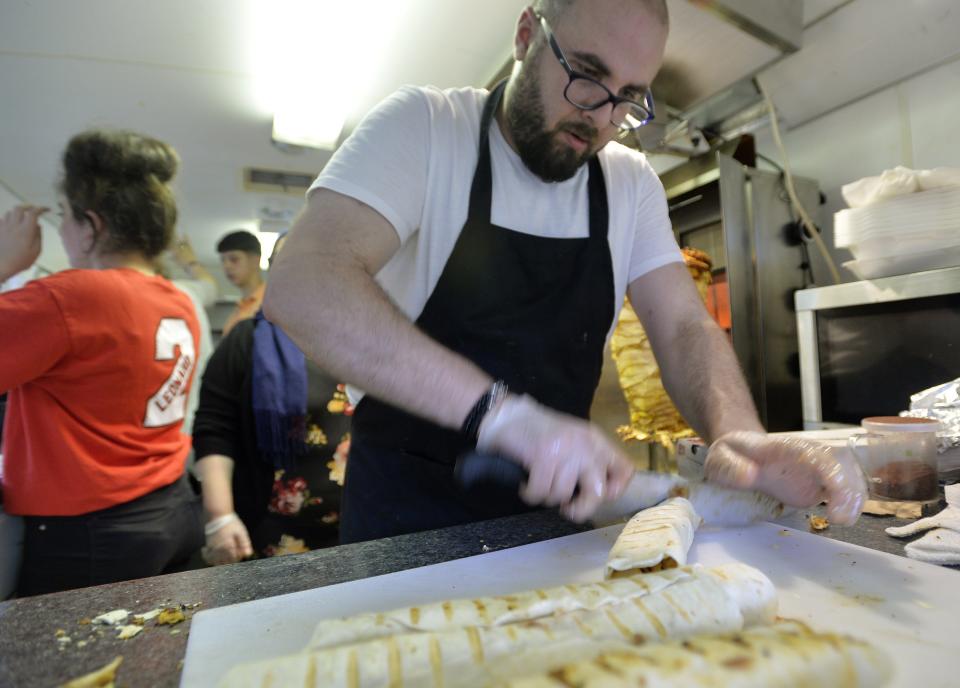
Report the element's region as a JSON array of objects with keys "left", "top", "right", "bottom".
[{"left": 217, "top": 230, "right": 264, "bottom": 336}]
